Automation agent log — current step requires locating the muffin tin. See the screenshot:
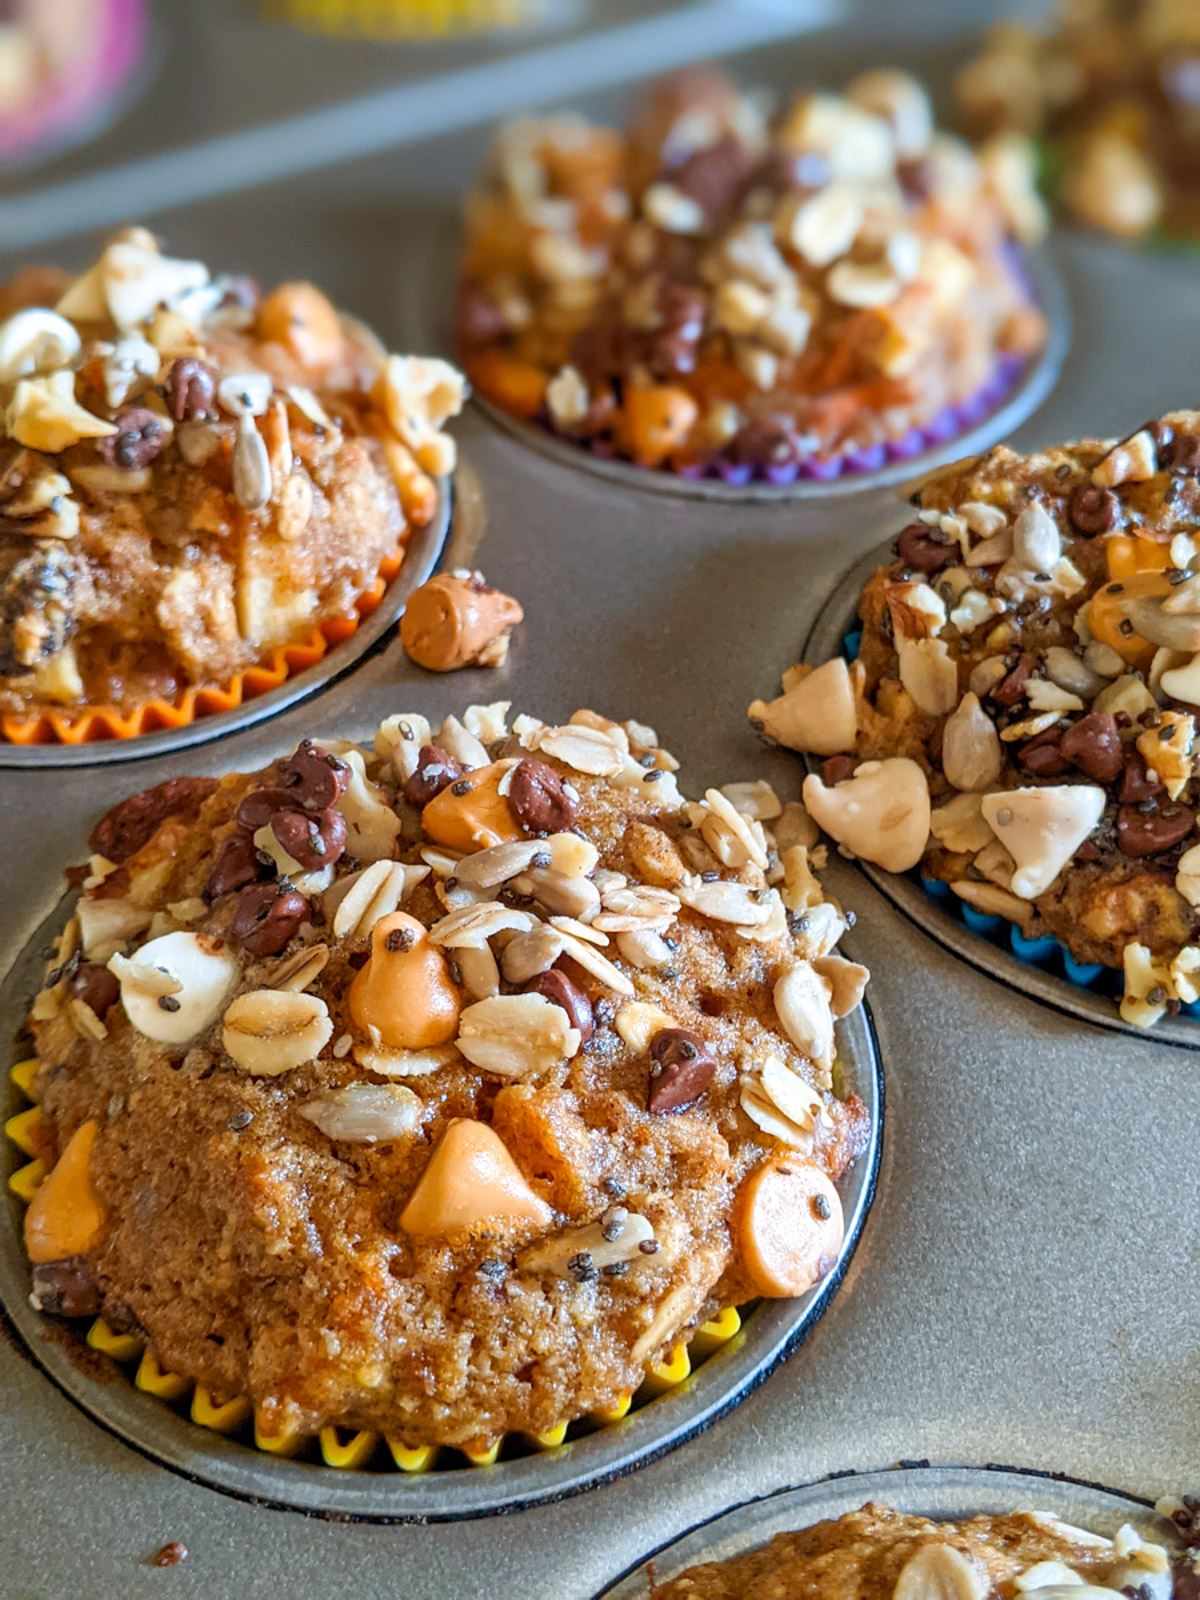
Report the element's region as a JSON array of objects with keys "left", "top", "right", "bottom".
[
  {"left": 803, "top": 540, "right": 1200, "bottom": 1049},
  {"left": 0, "top": 26, "right": 1197, "bottom": 1599}
]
